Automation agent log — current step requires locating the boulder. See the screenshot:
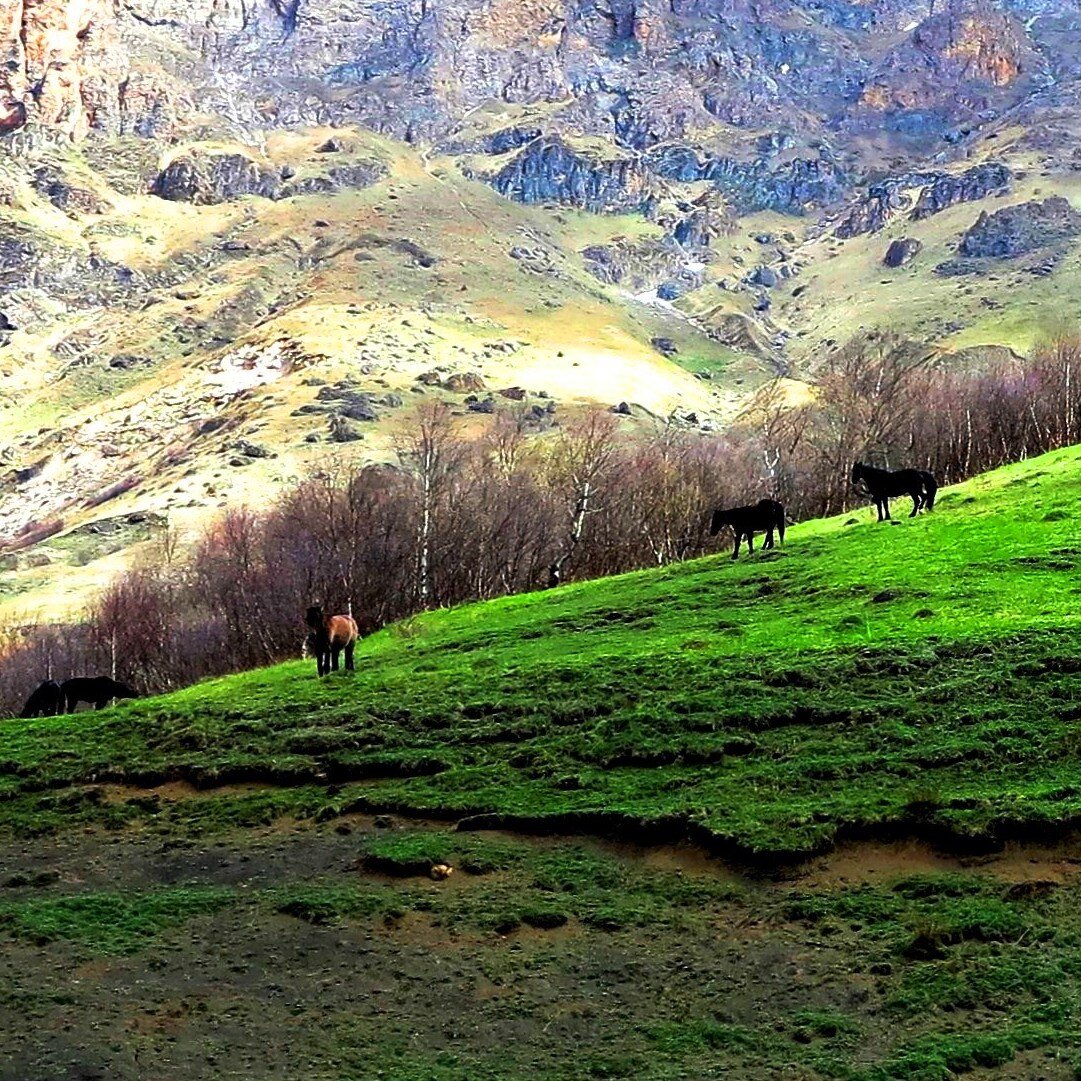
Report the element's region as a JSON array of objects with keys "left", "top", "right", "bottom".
[
  {"left": 883, "top": 238, "right": 922, "bottom": 268},
  {"left": 443, "top": 372, "right": 486, "bottom": 393},
  {"left": 233, "top": 440, "right": 272, "bottom": 459},
  {"left": 329, "top": 417, "right": 363, "bottom": 443},
  {"left": 748, "top": 265, "right": 778, "bottom": 288}
]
